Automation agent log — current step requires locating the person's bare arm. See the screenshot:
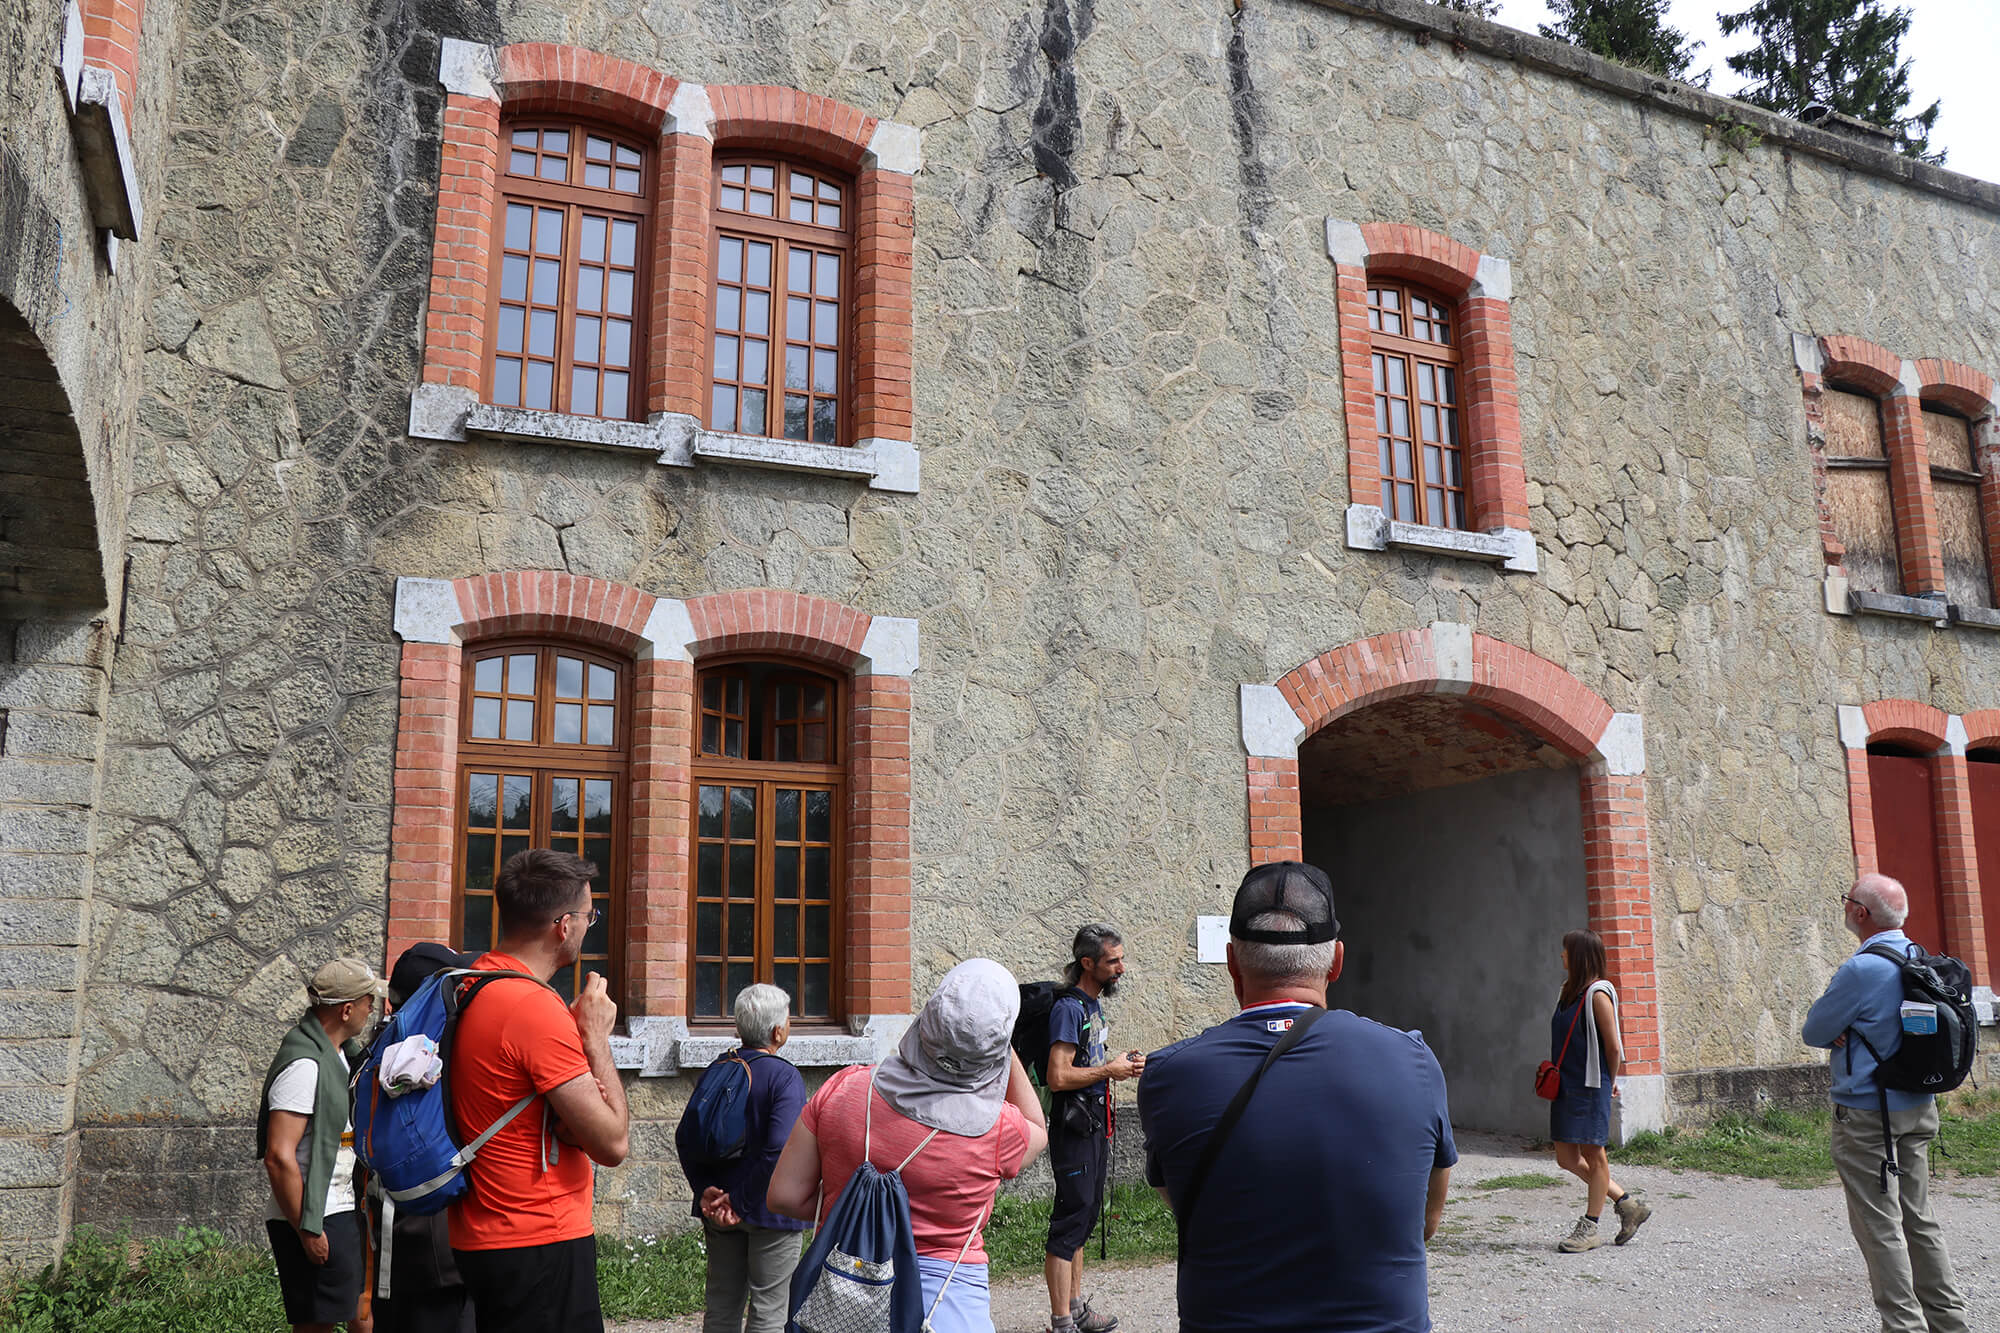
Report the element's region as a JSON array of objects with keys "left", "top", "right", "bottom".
[
  {"left": 263, "top": 1111, "right": 330, "bottom": 1263},
  {"left": 766, "top": 1122, "right": 823, "bottom": 1220},
  {"left": 1424, "top": 1166, "right": 1451, "bottom": 1241},
  {"left": 1593, "top": 989, "right": 1623, "bottom": 1083},
  {"left": 545, "top": 973, "right": 629, "bottom": 1165},
  {"left": 1003, "top": 1049, "right": 1050, "bottom": 1164},
  {"left": 1046, "top": 1042, "right": 1137, "bottom": 1092}
]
